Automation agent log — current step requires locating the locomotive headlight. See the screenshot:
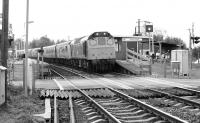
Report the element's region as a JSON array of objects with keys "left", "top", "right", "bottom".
[
  {"left": 89, "top": 39, "right": 97, "bottom": 46},
  {"left": 107, "top": 39, "right": 114, "bottom": 45}
]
